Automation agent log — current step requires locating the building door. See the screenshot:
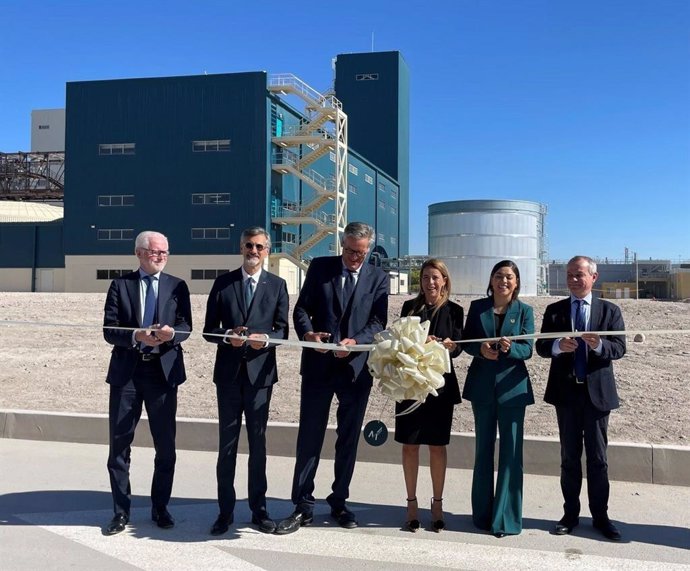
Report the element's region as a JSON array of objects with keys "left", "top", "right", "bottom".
[{"left": 37, "top": 269, "right": 54, "bottom": 292}]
